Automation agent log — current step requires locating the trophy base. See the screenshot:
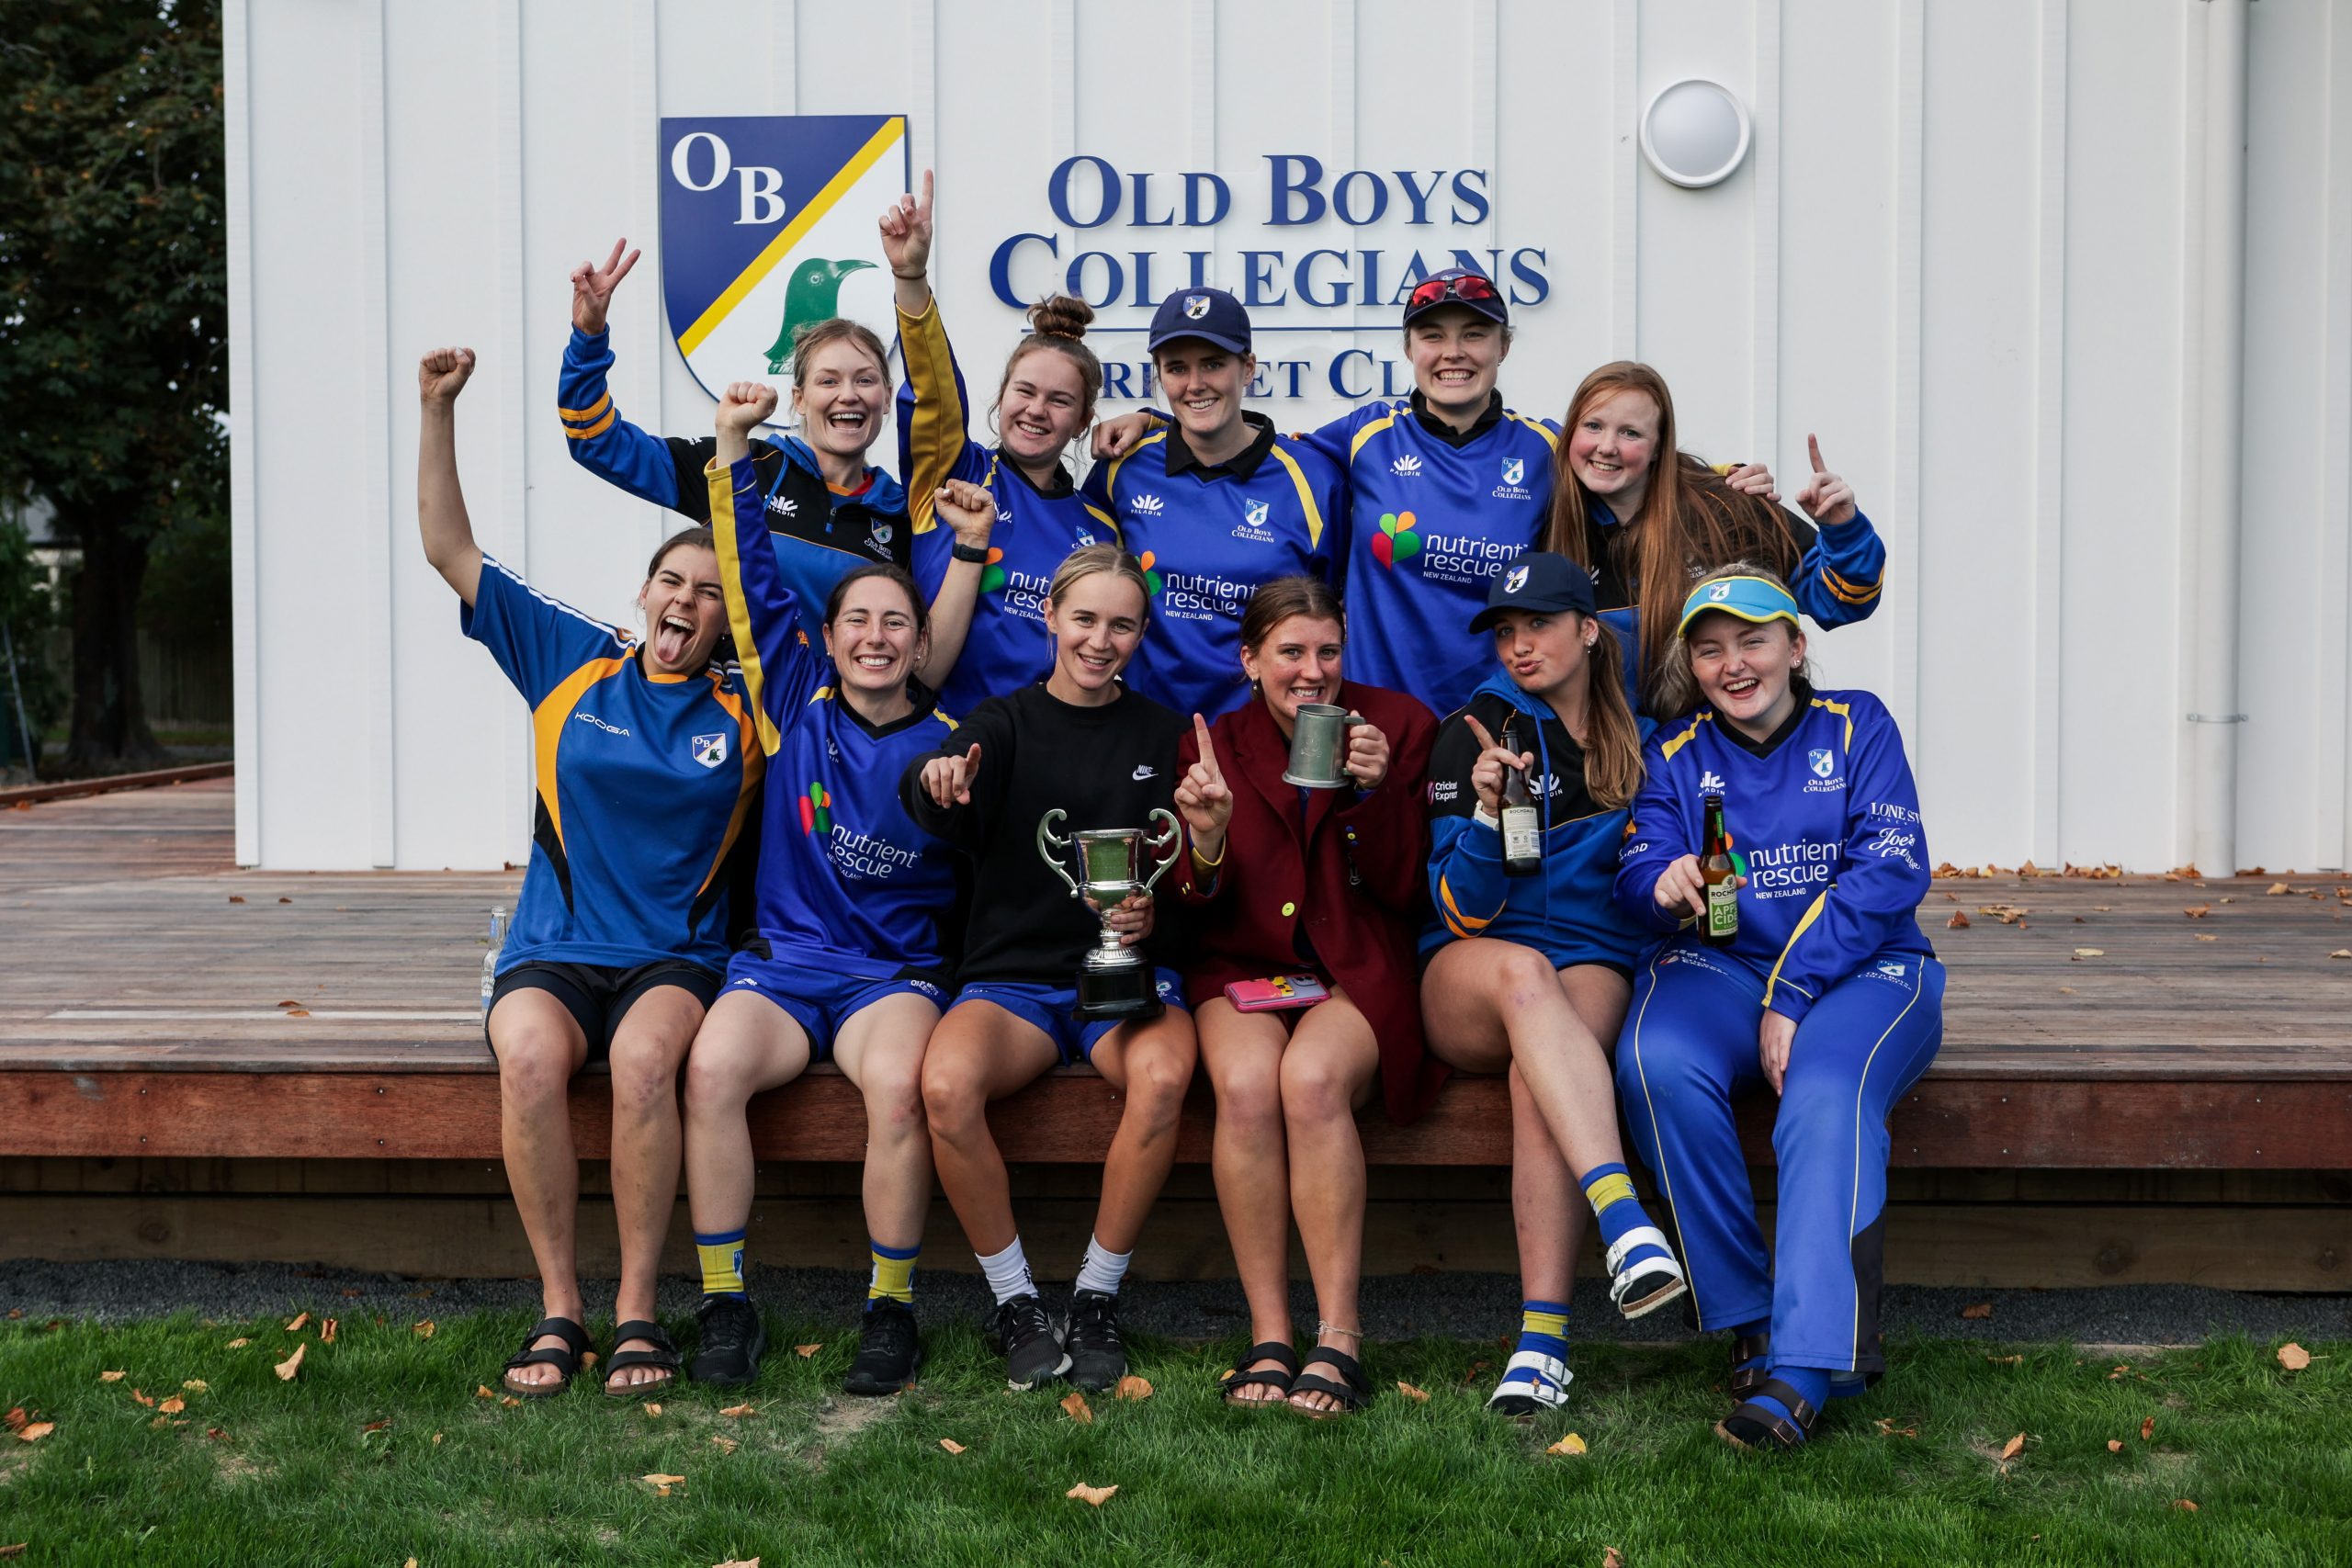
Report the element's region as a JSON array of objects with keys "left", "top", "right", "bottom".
[
  {"left": 1075, "top": 964, "right": 1167, "bottom": 1021},
  {"left": 1281, "top": 768, "right": 1348, "bottom": 790}
]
